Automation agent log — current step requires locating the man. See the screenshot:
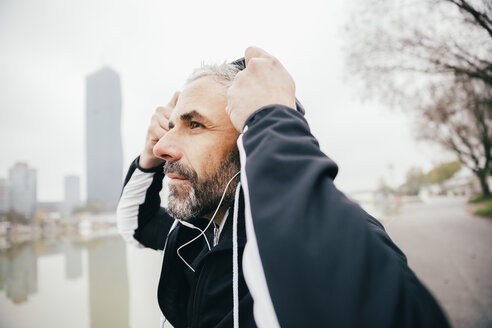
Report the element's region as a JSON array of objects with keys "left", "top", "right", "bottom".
[{"left": 117, "top": 47, "right": 450, "bottom": 328}]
